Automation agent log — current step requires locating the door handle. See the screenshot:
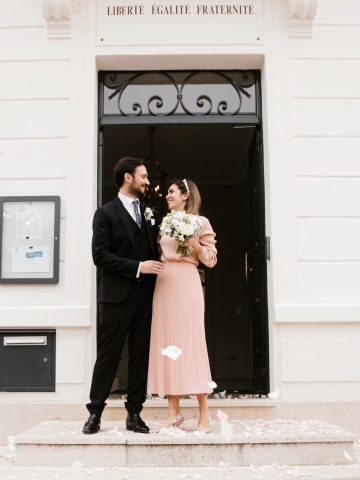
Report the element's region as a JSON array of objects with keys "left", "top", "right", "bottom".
[{"left": 245, "top": 252, "right": 252, "bottom": 284}]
